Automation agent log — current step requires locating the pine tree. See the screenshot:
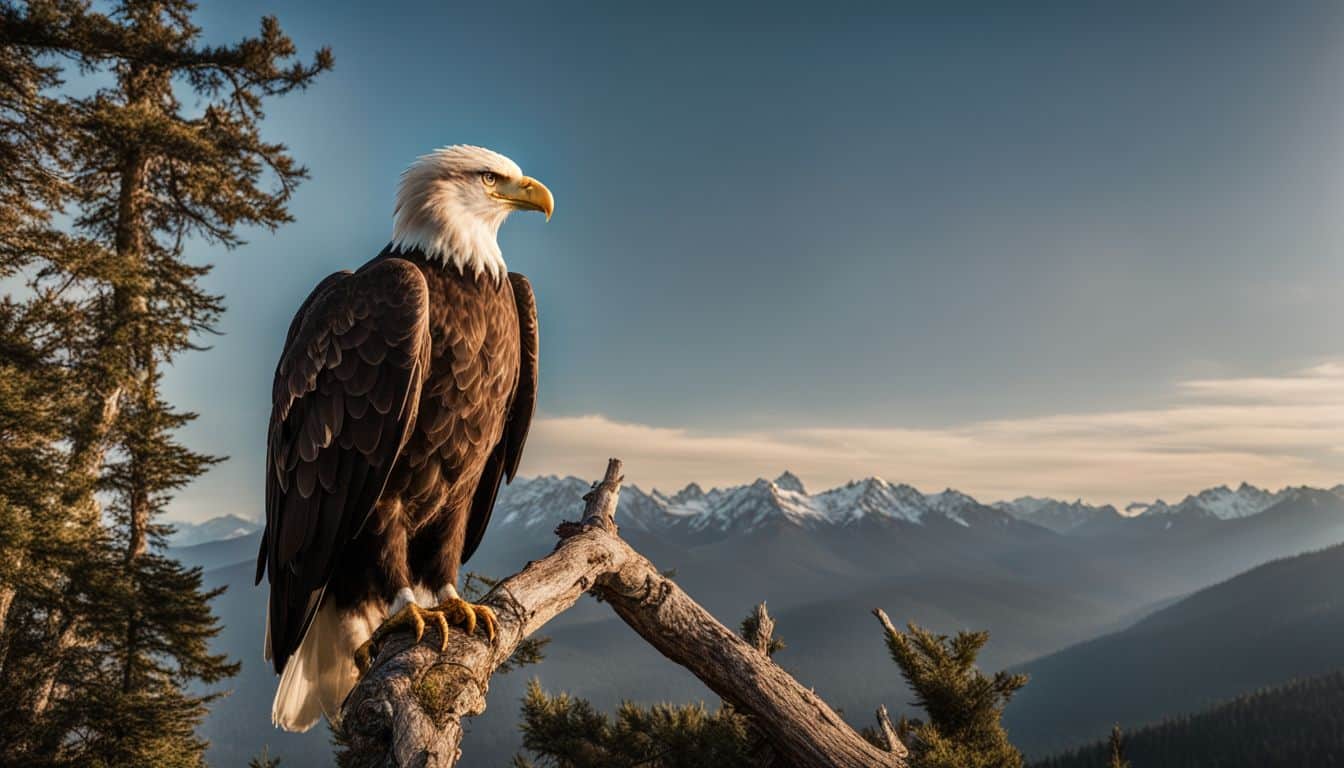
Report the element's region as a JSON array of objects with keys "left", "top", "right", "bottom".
[
  {"left": 4, "top": 0, "right": 332, "bottom": 517},
  {"left": 0, "top": 1, "right": 331, "bottom": 763},
  {"left": 0, "top": 294, "right": 96, "bottom": 757},
  {"left": 0, "top": 0, "right": 73, "bottom": 640},
  {"left": 0, "top": 2, "right": 73, "bottom": 282},
  {"left": 1107, "top": 725, "right": 1129, "bottom": 768},
  {"left": 875, "top": 613, "right": 1028, "bottom": 768},
  {"left": 0, "top": 9, "right": 108, "bottom": 757},
  {"left": 249, "top": 746, "right": 283, "bottom": 768}
]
